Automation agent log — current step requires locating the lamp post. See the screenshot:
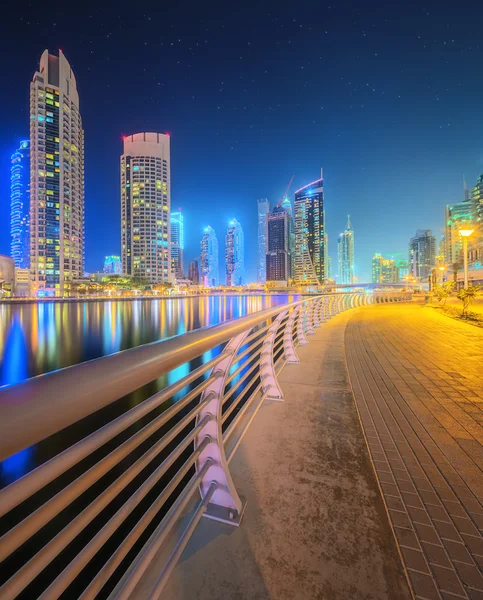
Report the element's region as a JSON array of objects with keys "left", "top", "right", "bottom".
[
  {"left": 438, "top": 265, "right": 446, "bottom": 283},
  {"left": 459, "top": 229, "right": 474, "bottom": 288}
]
